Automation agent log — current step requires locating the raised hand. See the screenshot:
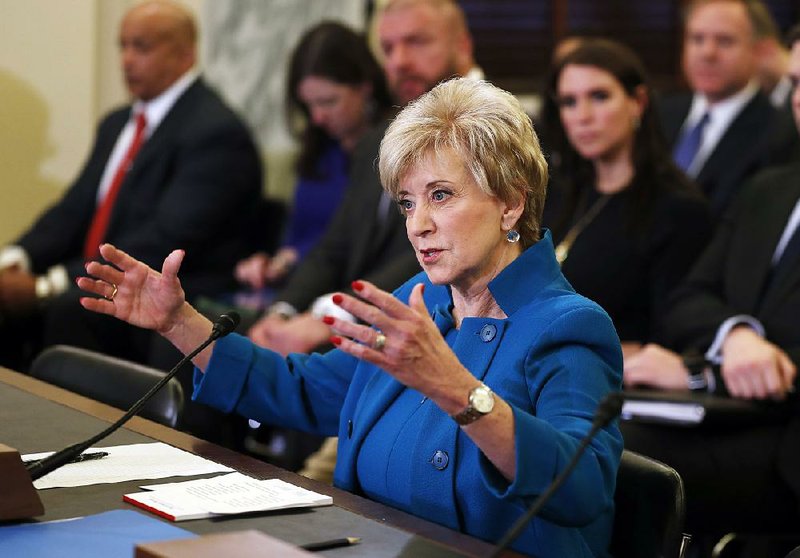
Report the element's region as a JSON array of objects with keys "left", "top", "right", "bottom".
[
  {"left": 324, "top": 280, "right": 473, "bottom": 407},
  {"left": 77, "top": 243, "right": 187, "bottom": 335}
]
